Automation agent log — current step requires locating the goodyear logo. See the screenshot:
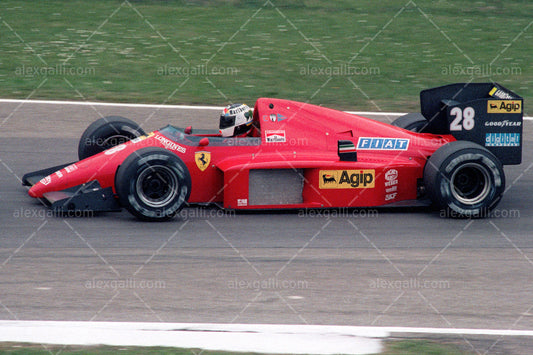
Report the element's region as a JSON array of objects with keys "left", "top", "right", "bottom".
[
  {"left": 357, "top": 137, "right": 409, "bottom": 150},
  {"left": 319, "top": 170, "right": 375, "bottom": 189},
  {"left": 487, "top": 100, "right": 522, "bottom": 114}
]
